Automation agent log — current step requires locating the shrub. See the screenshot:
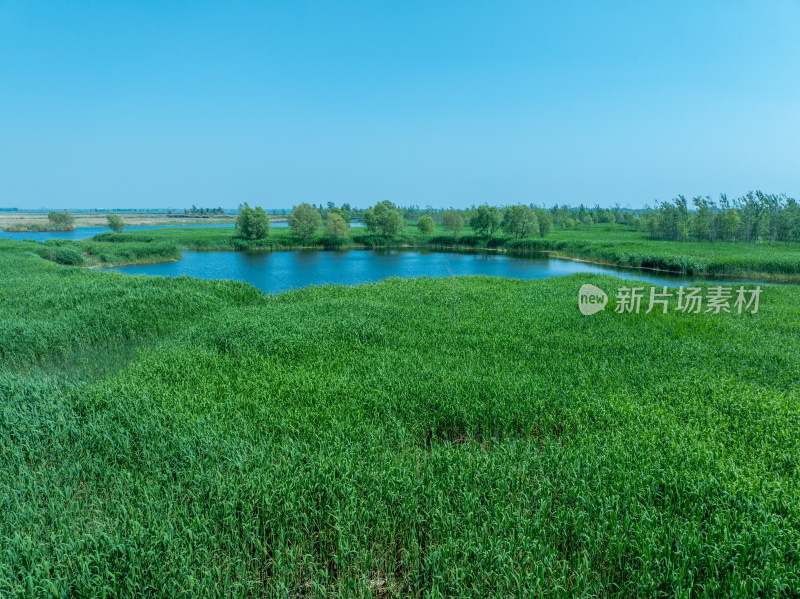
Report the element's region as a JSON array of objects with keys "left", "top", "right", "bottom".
[
  {"left": 470, "top": 205, "right": 501, "bottom": 236},
  {"left": 236, "top": 203, "right": 271, "bottom": 240},
  {"left": 47, "top": 211, "right": 75, "bottom": 230},
  {"left": 502, "top": 205, "right": 539, "bottom": 238},
  {"left": 417, "top": 215, "right": 435, "bottom": 234},
  {"left": 51, "top": 248, "right": 85, "bottom": 266},
  {"left": 106, "top": 214, "right": 125, "bottom": 232},
  {"left": 364, "top": 201, "right": 404, "bottom": 237},
  {"left": 288, "top": 203, "right": 323, "bottom": 240},
  {"left": 325, "top": 213, "right": 350, "bottom": 242}
]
